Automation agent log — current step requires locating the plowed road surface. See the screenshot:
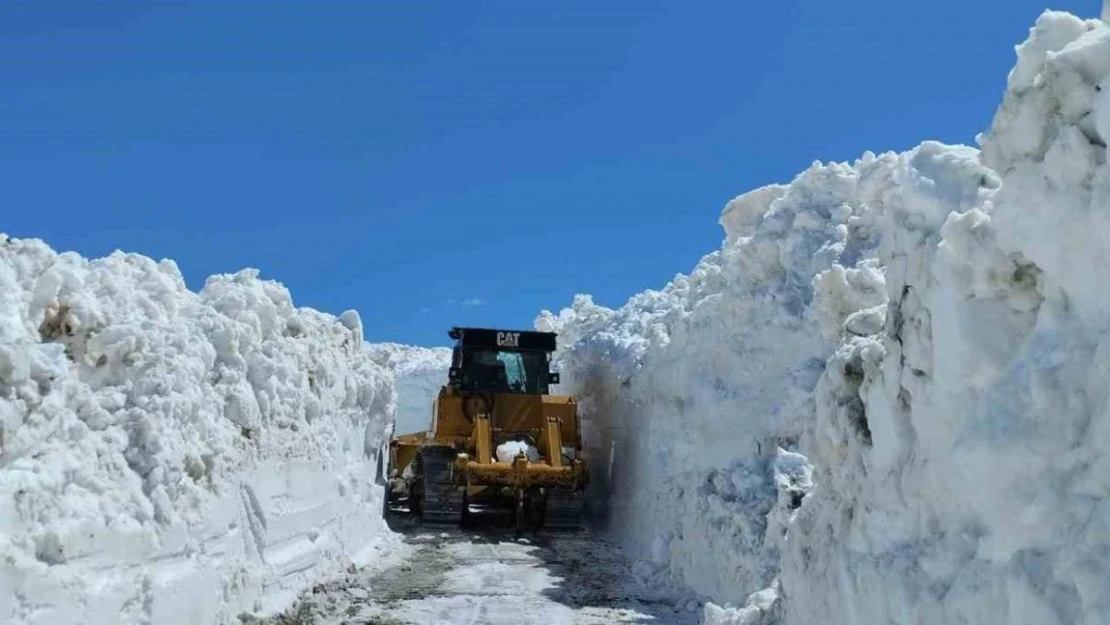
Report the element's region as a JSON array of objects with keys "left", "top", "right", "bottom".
[{"left": 251, "top": 518, "right": 701, "bottom": 625}]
